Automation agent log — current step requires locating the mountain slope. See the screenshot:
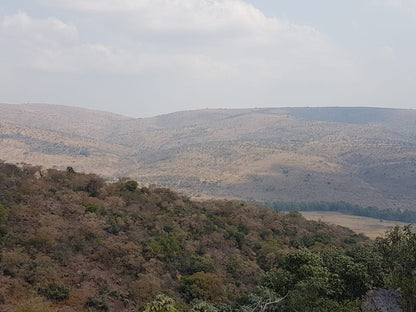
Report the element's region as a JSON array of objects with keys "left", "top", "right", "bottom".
[{"left": 0, "top": 104, "right": 415, "bottom": 209}]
